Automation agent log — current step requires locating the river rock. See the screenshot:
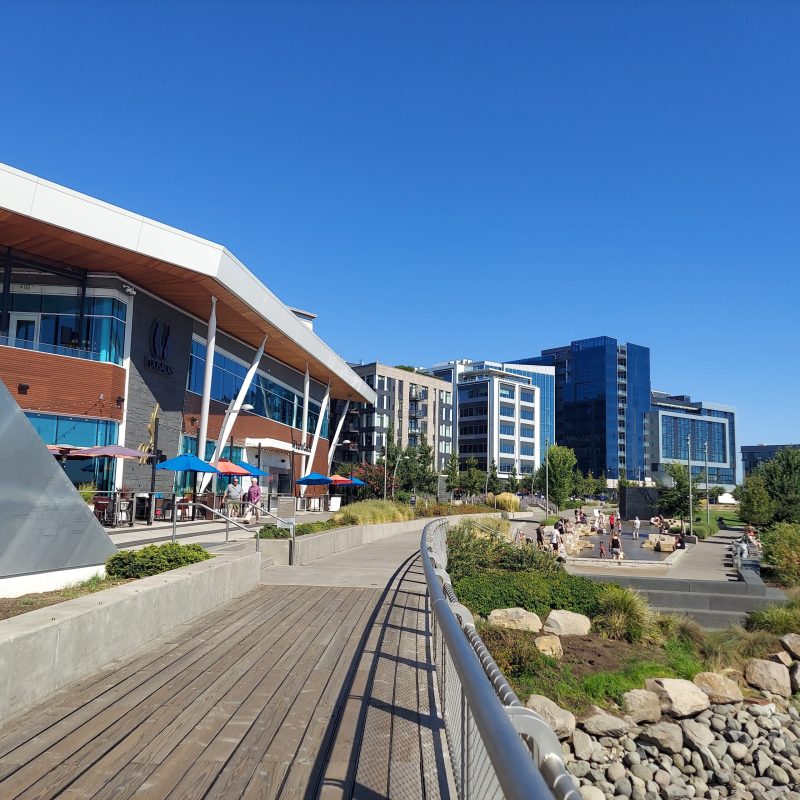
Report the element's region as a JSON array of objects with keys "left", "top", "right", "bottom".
[
  {"left": 646, "top": 678, "right": 711, "bottom": 717},
  {"left": 572, "top": 728, "right": 593, "bottom": 761},
  {"left": 791, "top": 663, "right": 800, "bottom": 694},
  {"left": 745, "top": 659, "right": 792, "bottom": 698},
  {"left": 769, "top": 650, "right": 793, "bottom": 667},
  {"left": 623, "top": 689, "right": 661, "bottom": 723},
  {"left": 543, "top": 609, "right": 591, "bottom": 636},
  {"left": 534, "top": 634, "right": 563, "bottom": 659},
  {"left": 693, "top": 672, "right": 744, "bottom": 704},
  {"left": 780, "top": 633, "right": 800, "bottom": 660},
  {"left": 525, "top": 694, "right": 575, "bottom": 739},
  {"left": 728, "top": 741, "right": 749, "bottom": 760},
  {"left": 682, "top": 718, "right": 715, "bottom": 750},
  {"left": 639, "top": 722, "right": 684, "bottom": 754},
  {"left": 487, "top": 607, "right": 542, "bottom": 632},
  {"left": 580, "top": 705, "right": 630, "bottom": 737},
  {"left": 579, "top": 787, "right": 605, "bottom": 800}
]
